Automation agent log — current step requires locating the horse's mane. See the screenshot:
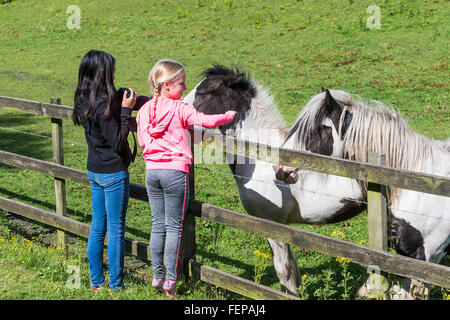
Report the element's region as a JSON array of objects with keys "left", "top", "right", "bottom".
[
  {"left": 200, "top": 64, "right": 256, "bottom": 94},
  {"left": 247, "top": 82, "right": 287, "bottom": 133},
  {"left": 201, "top": 64, "right": 240, "bottom": 77},
  {"left": 287, "top": 89, "right": 443, "bottom": 203},
  {"left": 289, "top": 90, "right": 435, "bottom": 171},
  {"left": 343, "top": 96, "right": 433, "bottom": 174},
  {"left": 201, "top": 64, "right": 287, "bottom": 134}
]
